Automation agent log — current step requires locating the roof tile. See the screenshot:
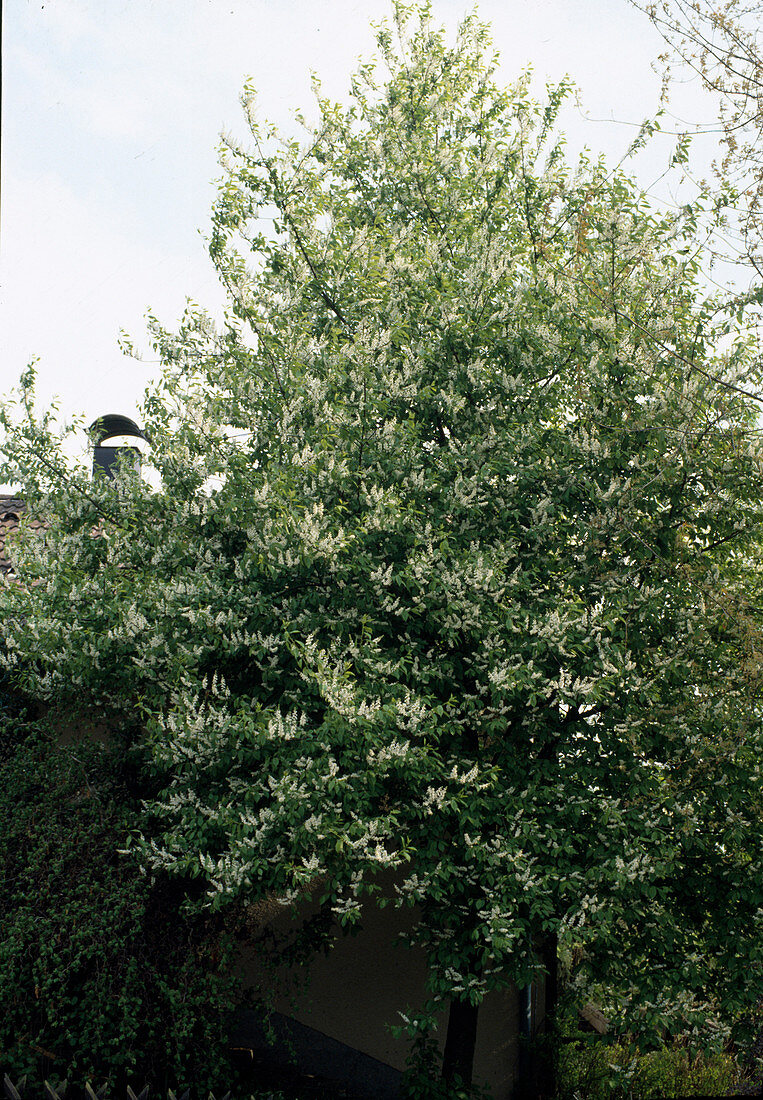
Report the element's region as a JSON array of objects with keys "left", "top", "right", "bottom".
[{"left": 0, "top": 496, "right": 25, "bottom": 574}]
